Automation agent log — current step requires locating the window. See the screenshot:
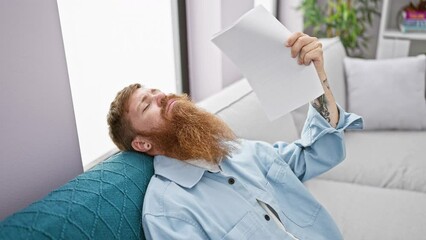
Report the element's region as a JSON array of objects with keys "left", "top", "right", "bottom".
[
  {"left": 57, "top": 0, "right": 177, "bottom": 167},
  {"left": 254, "top": 0, "right": 277, "bottom": 14}
]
